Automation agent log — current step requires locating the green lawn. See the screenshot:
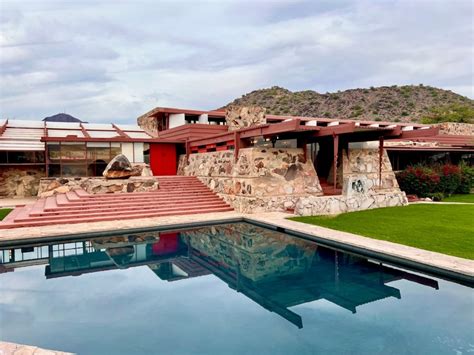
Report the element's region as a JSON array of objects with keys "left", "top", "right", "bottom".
[
  {"left": 289, "top": 204, "right": 474, "bottom": 260},
  {"left": 0, "top": 208, "right": 12, "bottom": 221},
  {"left": 442, "top": 194, "right": 474, "bottom": 203}
]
